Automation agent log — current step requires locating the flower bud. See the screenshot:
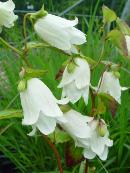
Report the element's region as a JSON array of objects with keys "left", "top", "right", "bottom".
[
  {"left": 97, "top": 120, "right": 107, "bottom": 137},
  {"left": 17, "top": 79, "right": 27, "bottom": 92}
]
